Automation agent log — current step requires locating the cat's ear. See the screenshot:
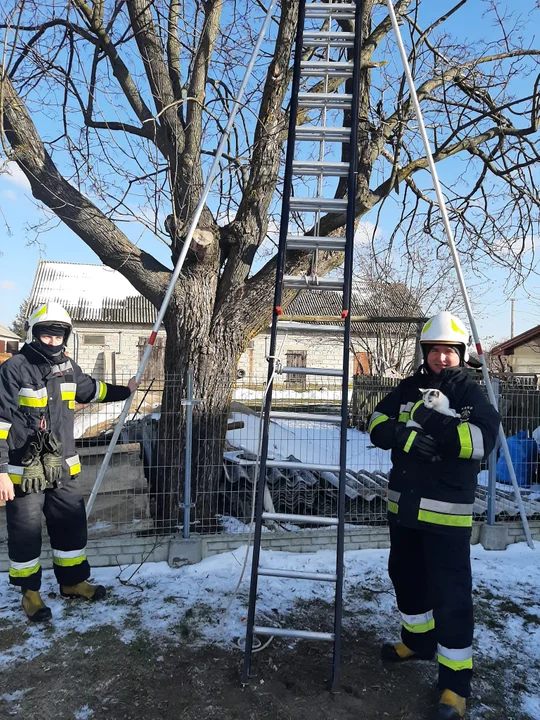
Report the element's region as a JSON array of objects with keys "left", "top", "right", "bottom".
[{"left": 418, "top": 387, "right": 428, "bottom": 393}]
